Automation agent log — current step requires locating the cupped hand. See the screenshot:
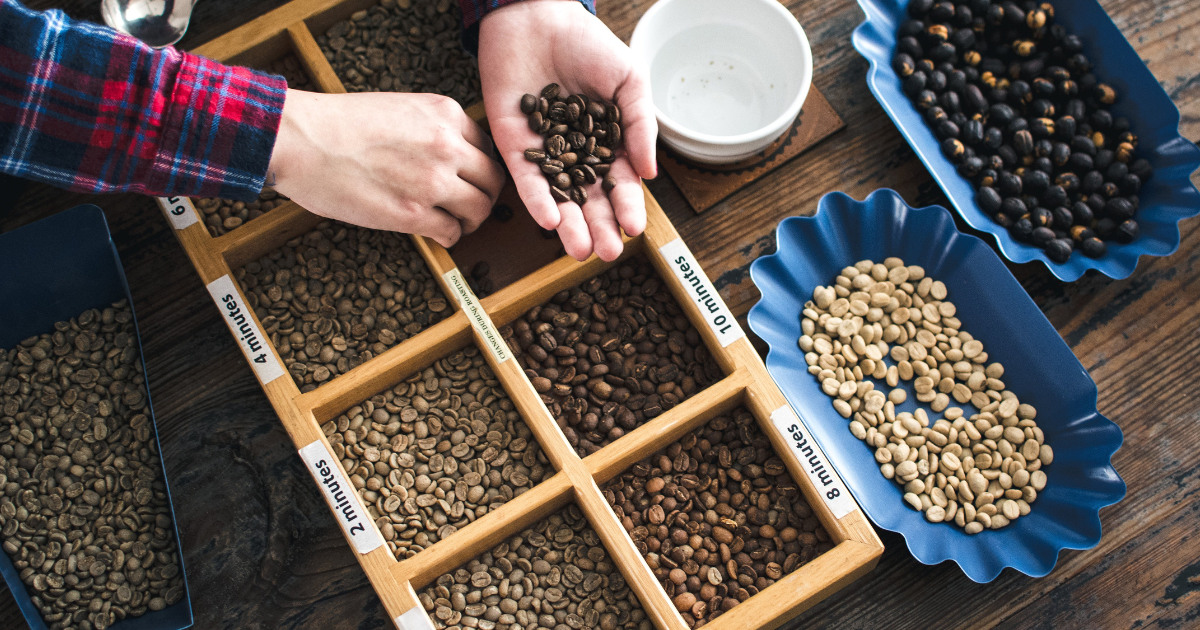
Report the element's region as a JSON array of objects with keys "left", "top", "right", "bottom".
[
  {"left": 266, "top": 90, "right": 506, "bottom": 248},
  {"left": 478, "top": 0, "right": 657, "bottom": 262}
]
